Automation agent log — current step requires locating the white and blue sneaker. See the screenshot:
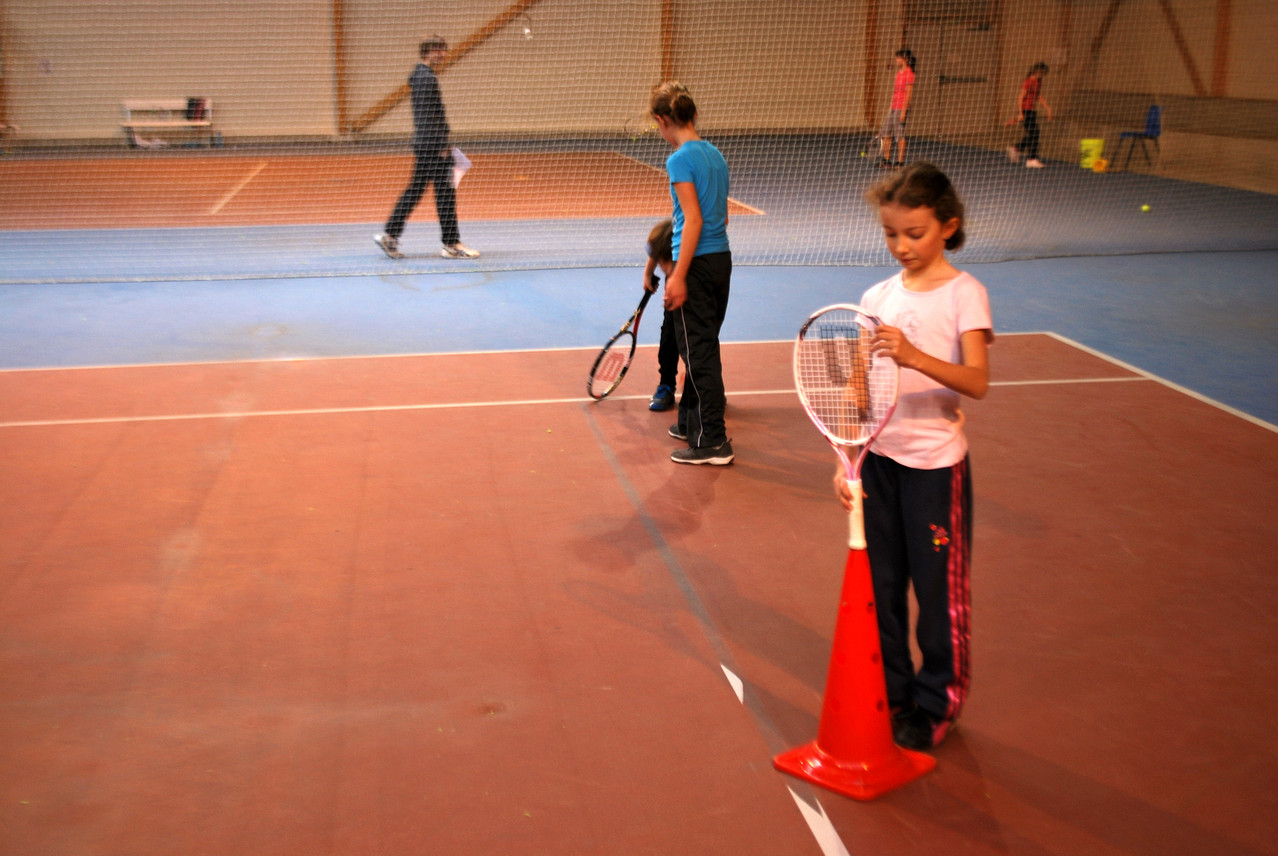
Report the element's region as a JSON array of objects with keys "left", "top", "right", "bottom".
[
  {"left": 374, "top": 233, "right": 403, "bottom": 259},
  {"left": 440, "top": 242, "right": 480, "bottom": 259},
  {"left": 649, "top": 384, "right": 675, "bottom": 412}
]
